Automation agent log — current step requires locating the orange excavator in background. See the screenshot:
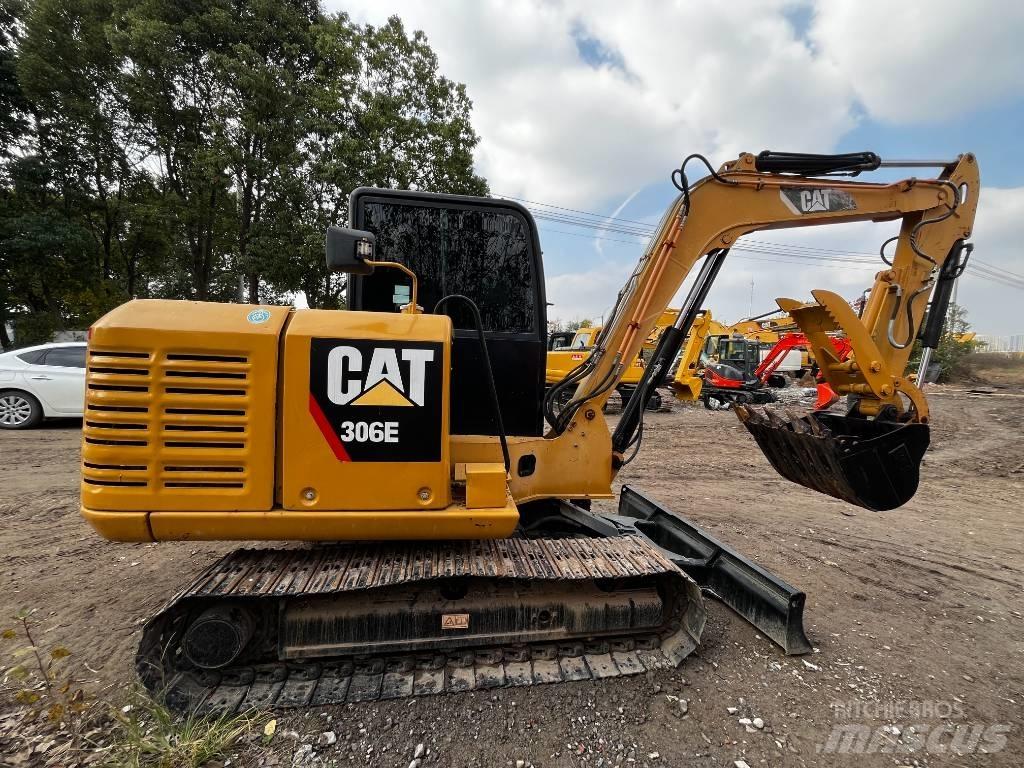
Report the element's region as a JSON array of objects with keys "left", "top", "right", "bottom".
[{"left": 700, "top": 332, "right": 853, "bottom": 410}]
